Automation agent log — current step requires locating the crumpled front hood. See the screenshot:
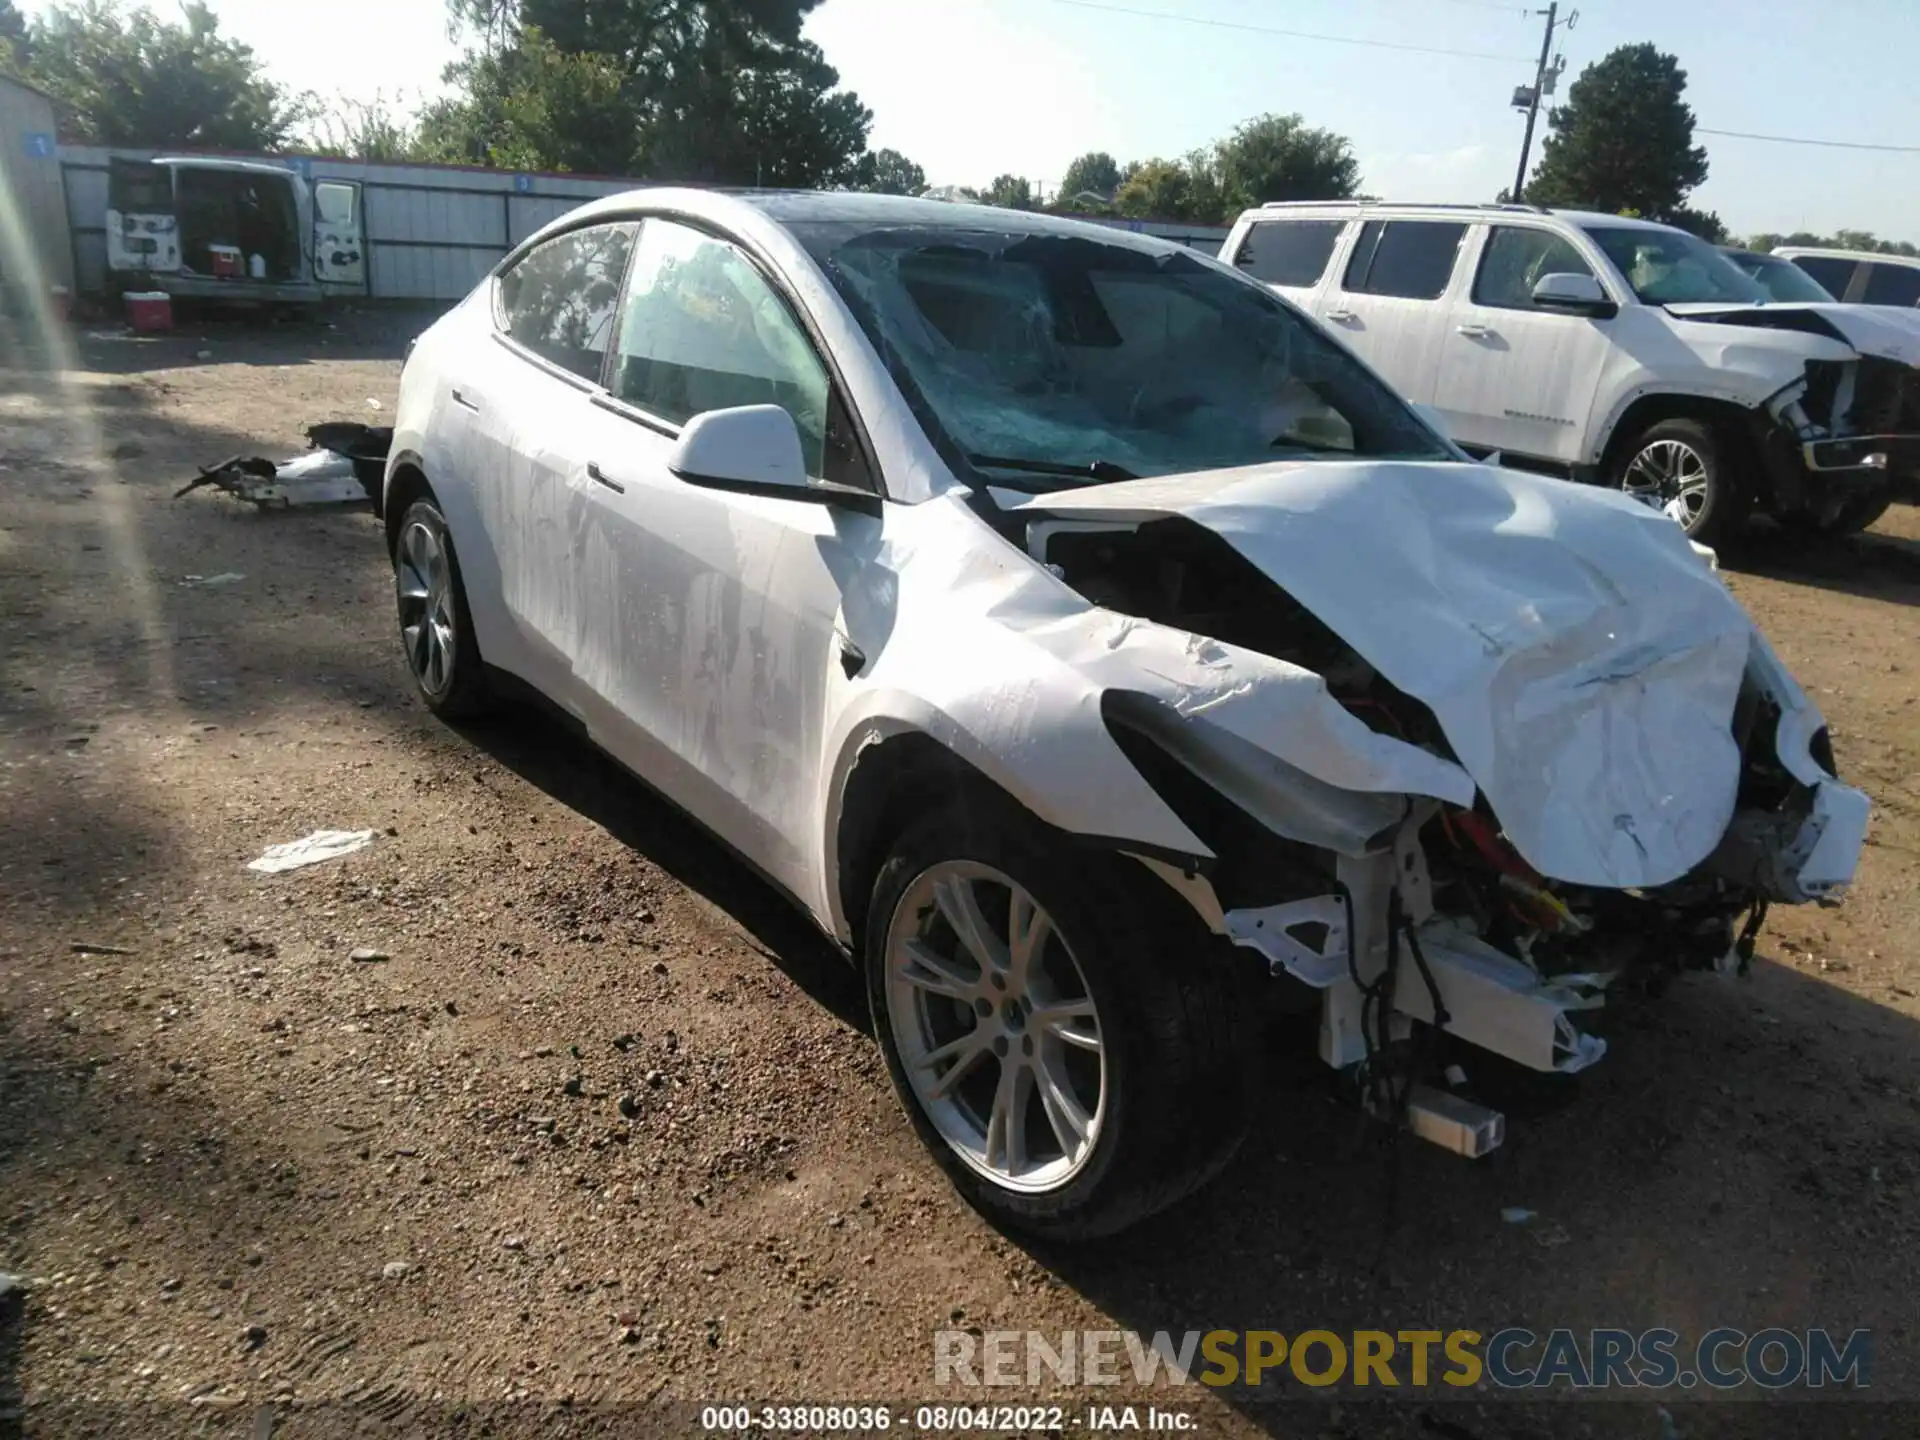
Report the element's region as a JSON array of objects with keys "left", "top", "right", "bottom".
[
  {"left": 1008, "top": 460, "right": 1757, "bottom": 889},
  {"left": 1665, "top": 301, "right": 1920, "bottom": 366}
]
